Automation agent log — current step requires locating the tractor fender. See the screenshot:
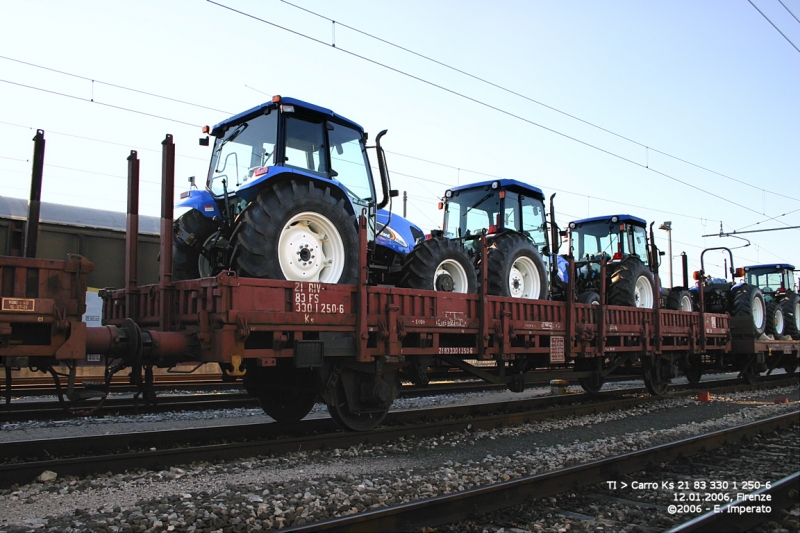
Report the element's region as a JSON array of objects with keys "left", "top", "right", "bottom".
[{"left": 174, "top": 189, "right": 222, "bottom": 220}]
